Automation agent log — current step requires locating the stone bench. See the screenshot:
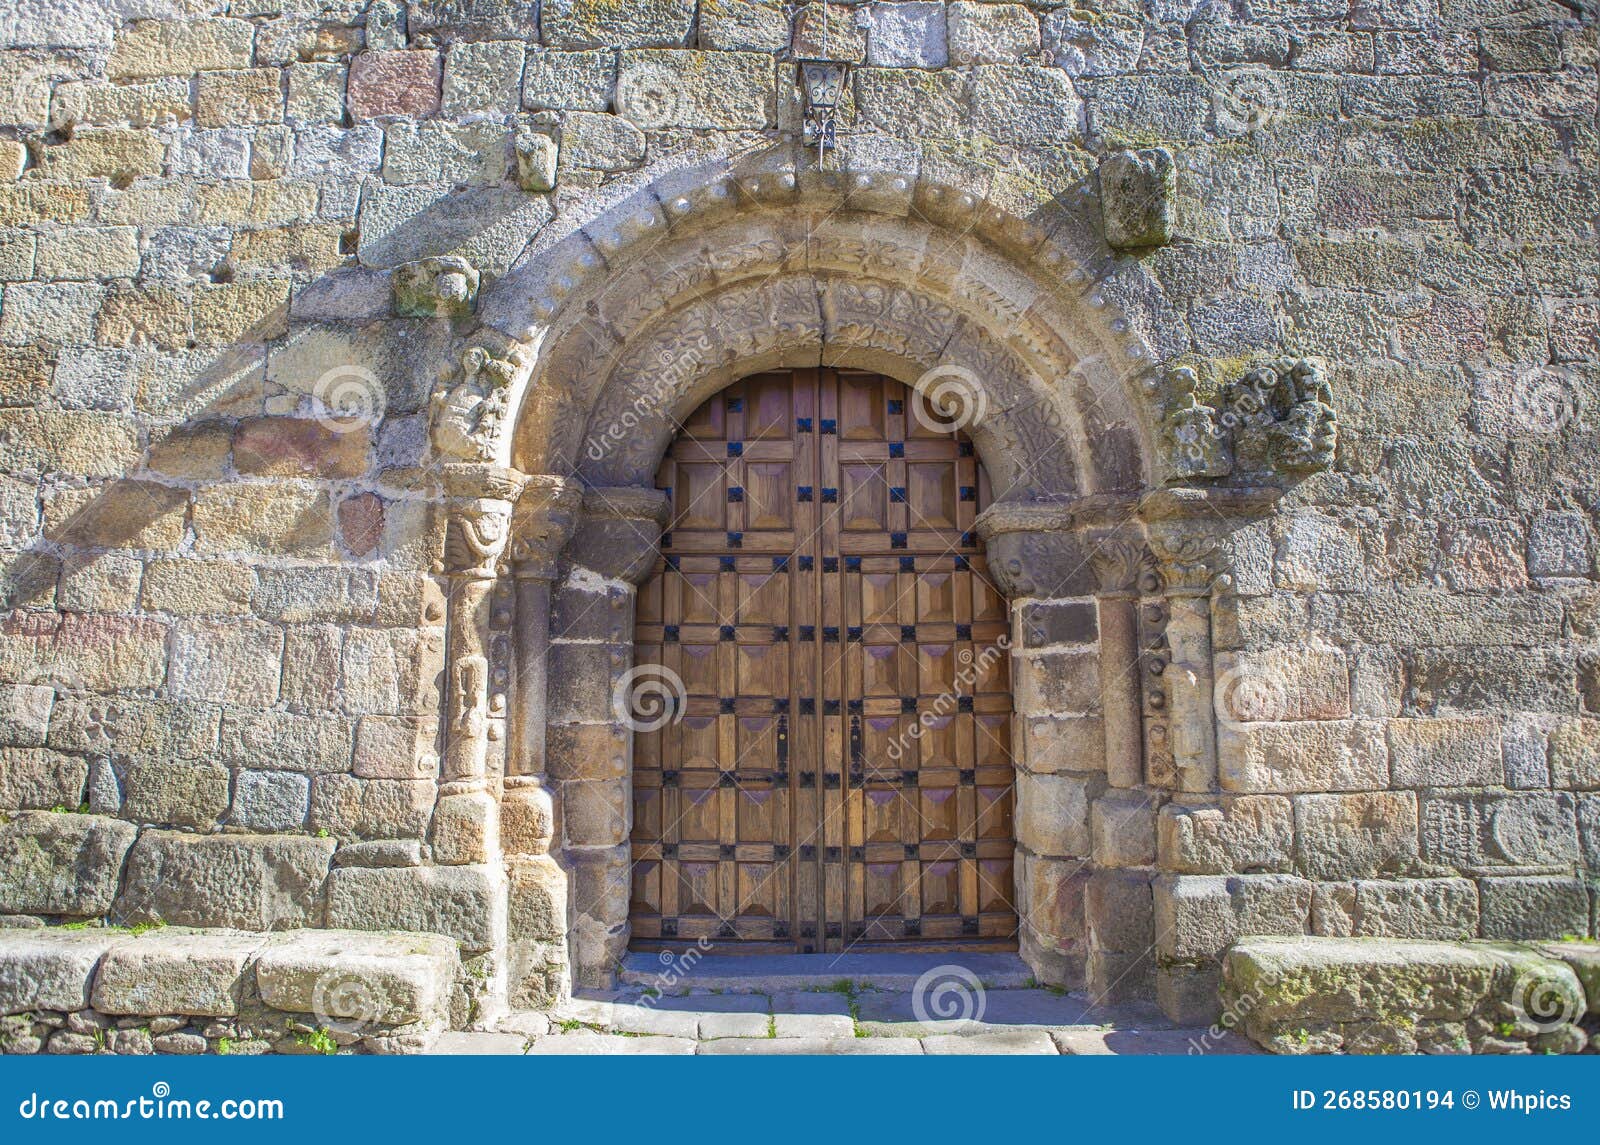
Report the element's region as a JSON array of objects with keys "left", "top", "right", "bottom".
[
  {"left": 1221, "top": 935, "right": 1600, "bottom": 1054},
  {"left": 0, "top": 926, "right": 459, "bottom": 1055}
]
